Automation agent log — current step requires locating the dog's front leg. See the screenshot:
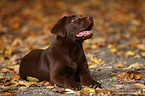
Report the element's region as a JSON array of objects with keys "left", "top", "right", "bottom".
[
  {"left": 50, "top": 67, "right": 82, "bottom": 90},
  {"left": 79, "top": 65, "right": 101, "bottom": 88}
]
